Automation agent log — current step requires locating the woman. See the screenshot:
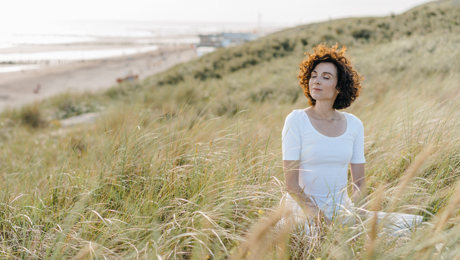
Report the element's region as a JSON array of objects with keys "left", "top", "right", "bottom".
[{"left": 281, "top": 43, "right": 422, "bottom": 230}]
